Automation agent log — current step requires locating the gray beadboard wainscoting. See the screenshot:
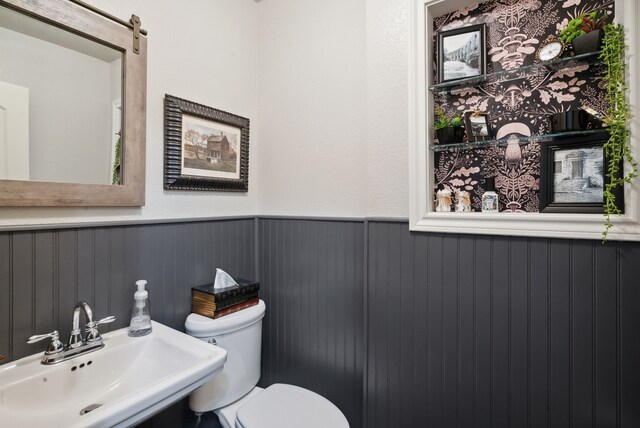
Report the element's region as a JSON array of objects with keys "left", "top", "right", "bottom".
[
  {"left": 0, "top": 218, "right": 255, "bottom": 362},
  {"left": 0, "top": 218, "right": 255, "bottom": 428},
  {"left": 365, "top": 221, "right": 640, "bottom": 428},
  {"left": 258, "top": 218, "right": 365, "bottom": 428},
  {"left": 1, "top": 217, "right": 639, "bottom": 427}
]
